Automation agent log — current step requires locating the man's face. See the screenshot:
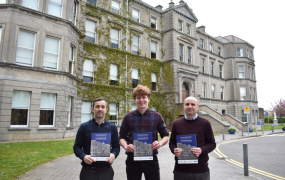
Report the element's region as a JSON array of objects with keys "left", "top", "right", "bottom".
[
  {"left": 92, "top": 100, "right": 107, "bottom": 119},
  {"left": 184, "top": 98, "right": 199, "bottom": 118},
  {"left": 135, "top": 95, "right": 150, "bottom": 110}
]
